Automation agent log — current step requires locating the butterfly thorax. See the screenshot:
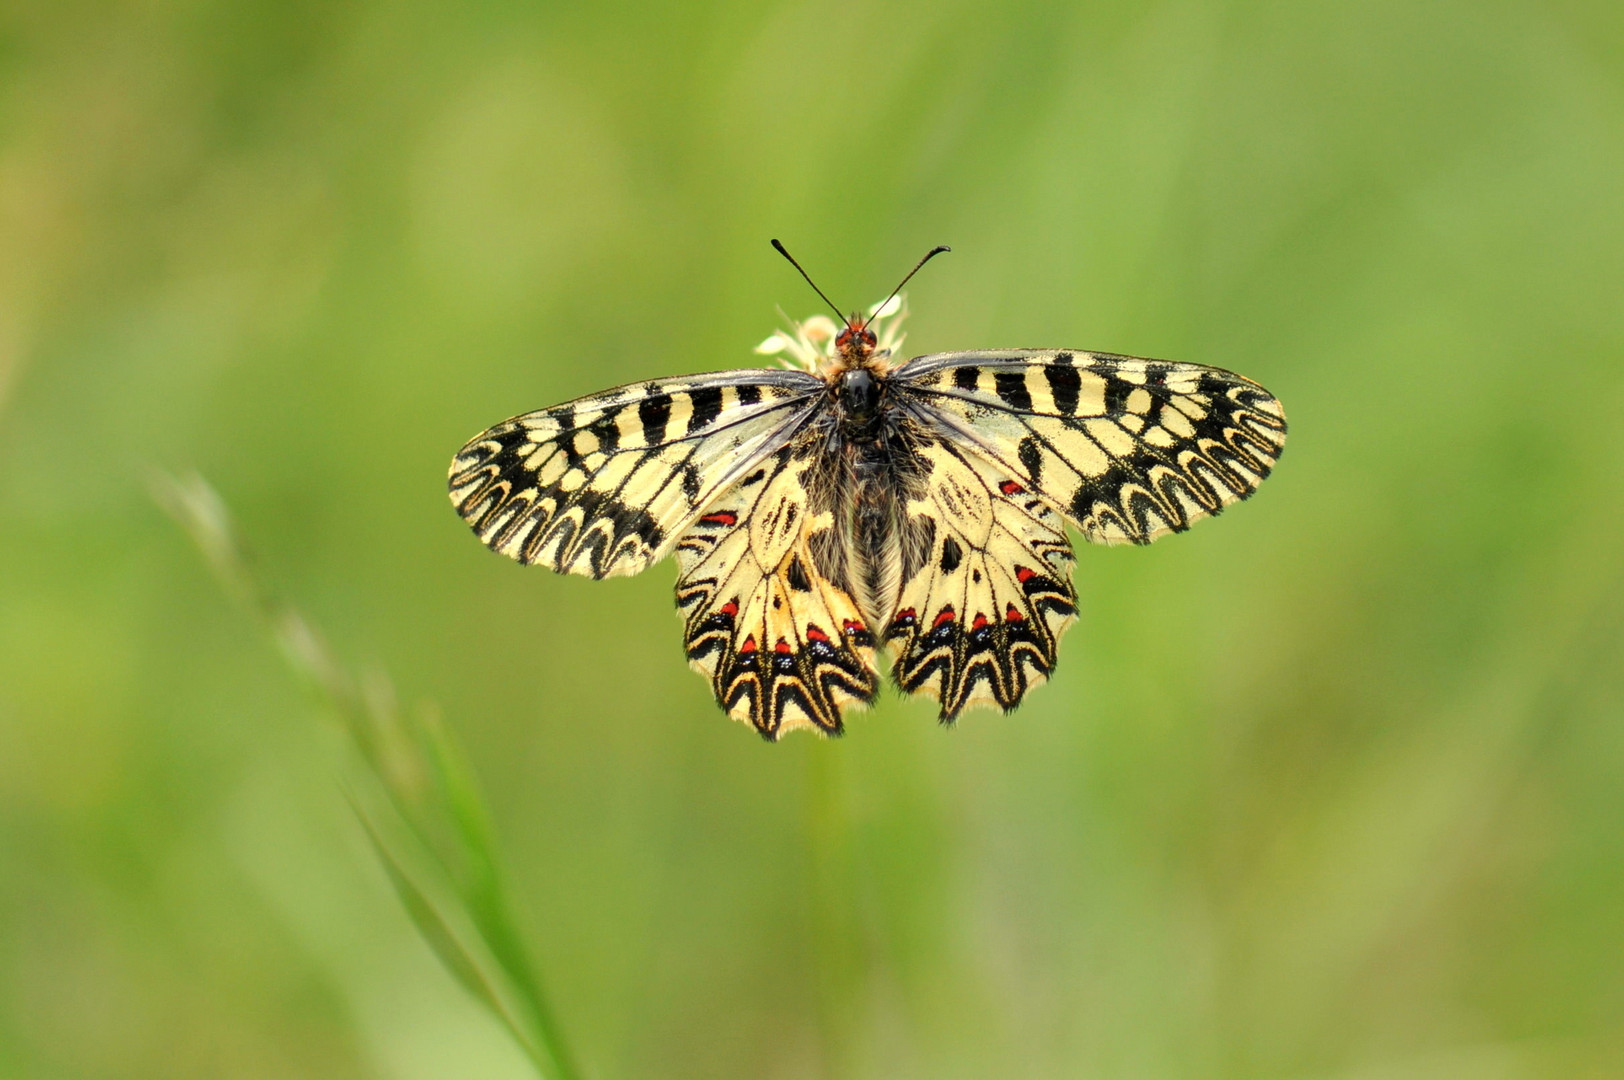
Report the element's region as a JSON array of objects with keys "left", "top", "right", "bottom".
[
  {"left": 812, "top": 365, "right": 918, "bottom": 635},
  {"left": 836, "top": 368, "right": 883, "bottom": 436}
]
